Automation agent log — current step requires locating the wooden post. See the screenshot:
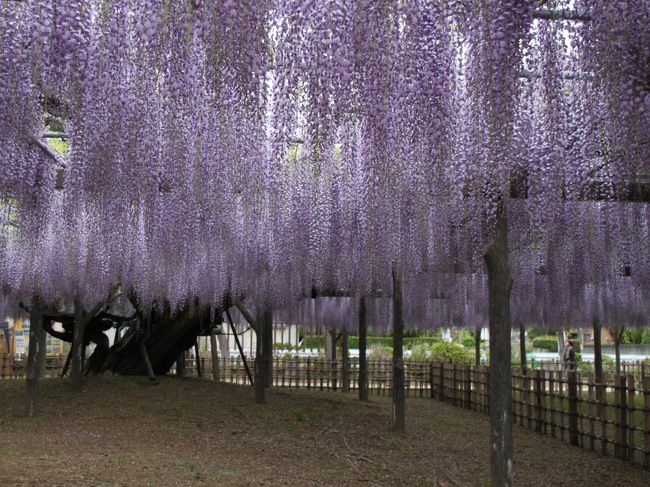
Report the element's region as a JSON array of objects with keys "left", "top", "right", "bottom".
[
  {"left": 599, "top": 380, "right": 608, "bottom": 456},
  {"left": 588, "top": 373, "right": 595, "bottom": 450},
  {"left": 391, "top": 262, "right": 405, "bottom": 434},
  {"left": 439, "top": 362, "right": 445, "bottom": 401},
  {"left": 210, "top": 328, "right": 220, "bottom": 381},
  {"left": 549, "top": 371, "right": 556, "bottom": 438},
  {"left": 70, "top": 298, "right": 86, "bottom": 389},
  {"left": 593, "top": 319, "right": 604, "bottom": 384},
  {"left": 262, "top": 308, "right": 273, "bottom": 388},
  {"left": 475, "top": 326, "right": 481, "bottom": 367},
  {"left": 627, "top": 373, "right": 635, "bottom": 463},
  {"left": 429, "top": 362, "right": 434, "bottom": 398},
  {"left": 483, "top": 210, "right": 513, "bottom": 487},
  {"left": 615, "top": 375, "right": 628, "bottom": 460},
  {"left": 358, "top": 296, "right": 368, "bottom": 401},
  {"left": 341, "top": 329, "right": 350, "bottom": 393},
  {"left": 306, "top": 357, "right": 311, "bottom": 389},
  {"left": 138, "top": 338, "right": 156, "bottom": 381},
  {"left": 643, "top": 377, "right": 650, "bottom": 470},
  {"left": 25, "top": 296, "right": 46, "bottom": 416},
  {"left": 254, "top": 317, "right": 265, "bottom": 404},
  {"left": 519, "top": 324, "right": 526, "bottom": 373},
  {"left": 465, "top": 364, "right": 472, "bottom": 409},
  {"left": 613, "top": 327, "right": 624, "bottom": 376},
  {"left": 176, "top": 350, "right": 185, "bottom": 377},
  {"left": 225, "top": 309, "right": 254, "bottom": 385},
  {"left": 194, "top": 339, "right": 202, "bottom": 378},
  {"left": 534, "top": 370, "right": 543, "bottom": 433},
  {"left": 568, "top": 370, "right": 579, "bottom": 446}
]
